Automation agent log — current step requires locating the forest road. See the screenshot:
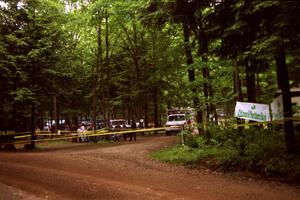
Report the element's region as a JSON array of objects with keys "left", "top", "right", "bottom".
[{"left": 0, "top": 135, "right": 300, "bottom": 200}]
